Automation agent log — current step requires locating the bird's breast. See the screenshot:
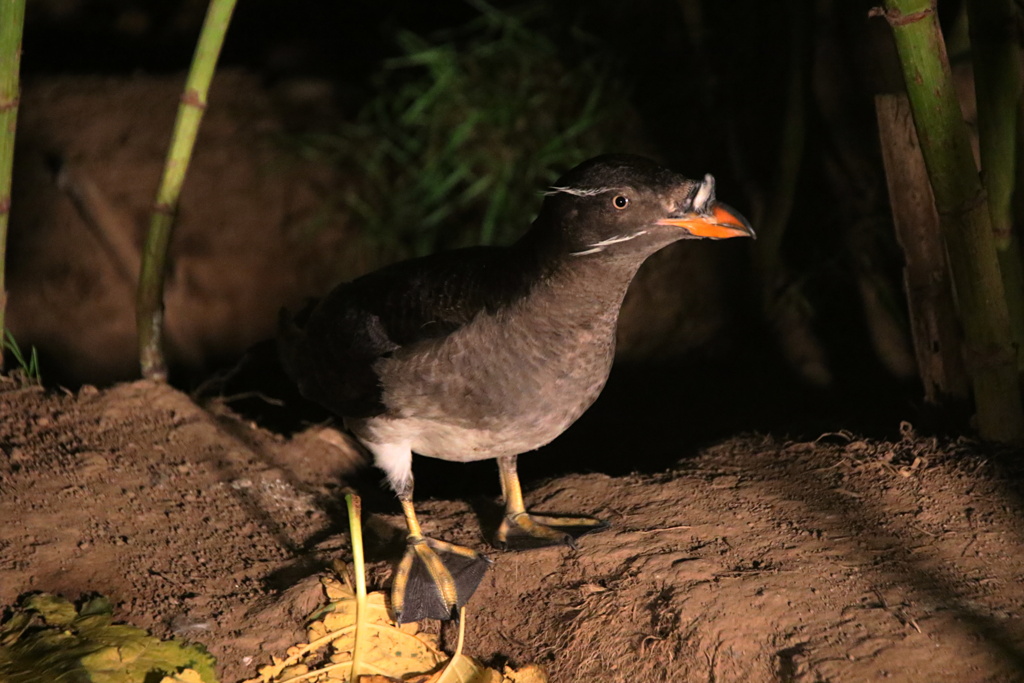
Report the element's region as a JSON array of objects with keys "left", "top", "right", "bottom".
[{"left": 356, "top": 298, "right": 620, "bottom": 461}]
